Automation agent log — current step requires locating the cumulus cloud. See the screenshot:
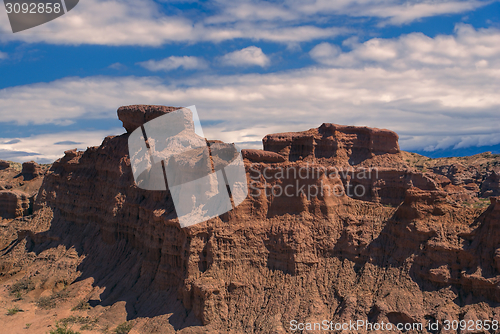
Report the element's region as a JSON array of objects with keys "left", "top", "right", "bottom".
[
  {"left": 0, "top": 76, "right": 170, "bottom": 125},
  {"left": 0, "top": 0, "right": 489, "bottom": 46},
  {"left": 208, "top": 0, "right": 489, "bottom": 25},
  {"left": 138, "top": 56, "right": 207, "bottom": 71},
  {"left": 108, "top": 62, "right": 127, "bottom": 70},
  {"left": 311, "top": 24, "right": 500, "bottom": 70},
  {"left": 362, "top": 0, "right": 487, "bottom": 24},
  {"left": 1, "top": 25, "right": 499, "bottom": 161},
  {"left": 309, "top": 42, "right": 341, "bottom": 63},
  {"left": 0, "top": 130, "right": 121, "bottom": 163},
  {"left": 220, "top": 46, "right": 270, "bottom": 67},
  {"left": 0, "top": 0, "right": 345, "bottom": 45},
  {"left": 0, "top": 0, "right": 195, "bottom": 46}
]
